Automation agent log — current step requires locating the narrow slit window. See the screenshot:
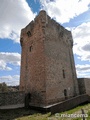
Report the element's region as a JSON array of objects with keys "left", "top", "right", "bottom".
[
  {"left": 64, "top": 89, "right": 67, "bottom": 99},
  {"left": 29, "top": 46, "right": 32, "bottom": 52},
  {"left": 64, "top": 89, "right": 67, "bottom": 97},
  {"left": 63, "top": 69, "right": 65, "bottom": 78}
]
